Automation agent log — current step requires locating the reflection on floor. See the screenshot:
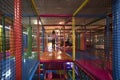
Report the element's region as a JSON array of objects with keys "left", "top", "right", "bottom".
[{"left": 40, "top": 50, "right": 72, "bottom": 62}]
